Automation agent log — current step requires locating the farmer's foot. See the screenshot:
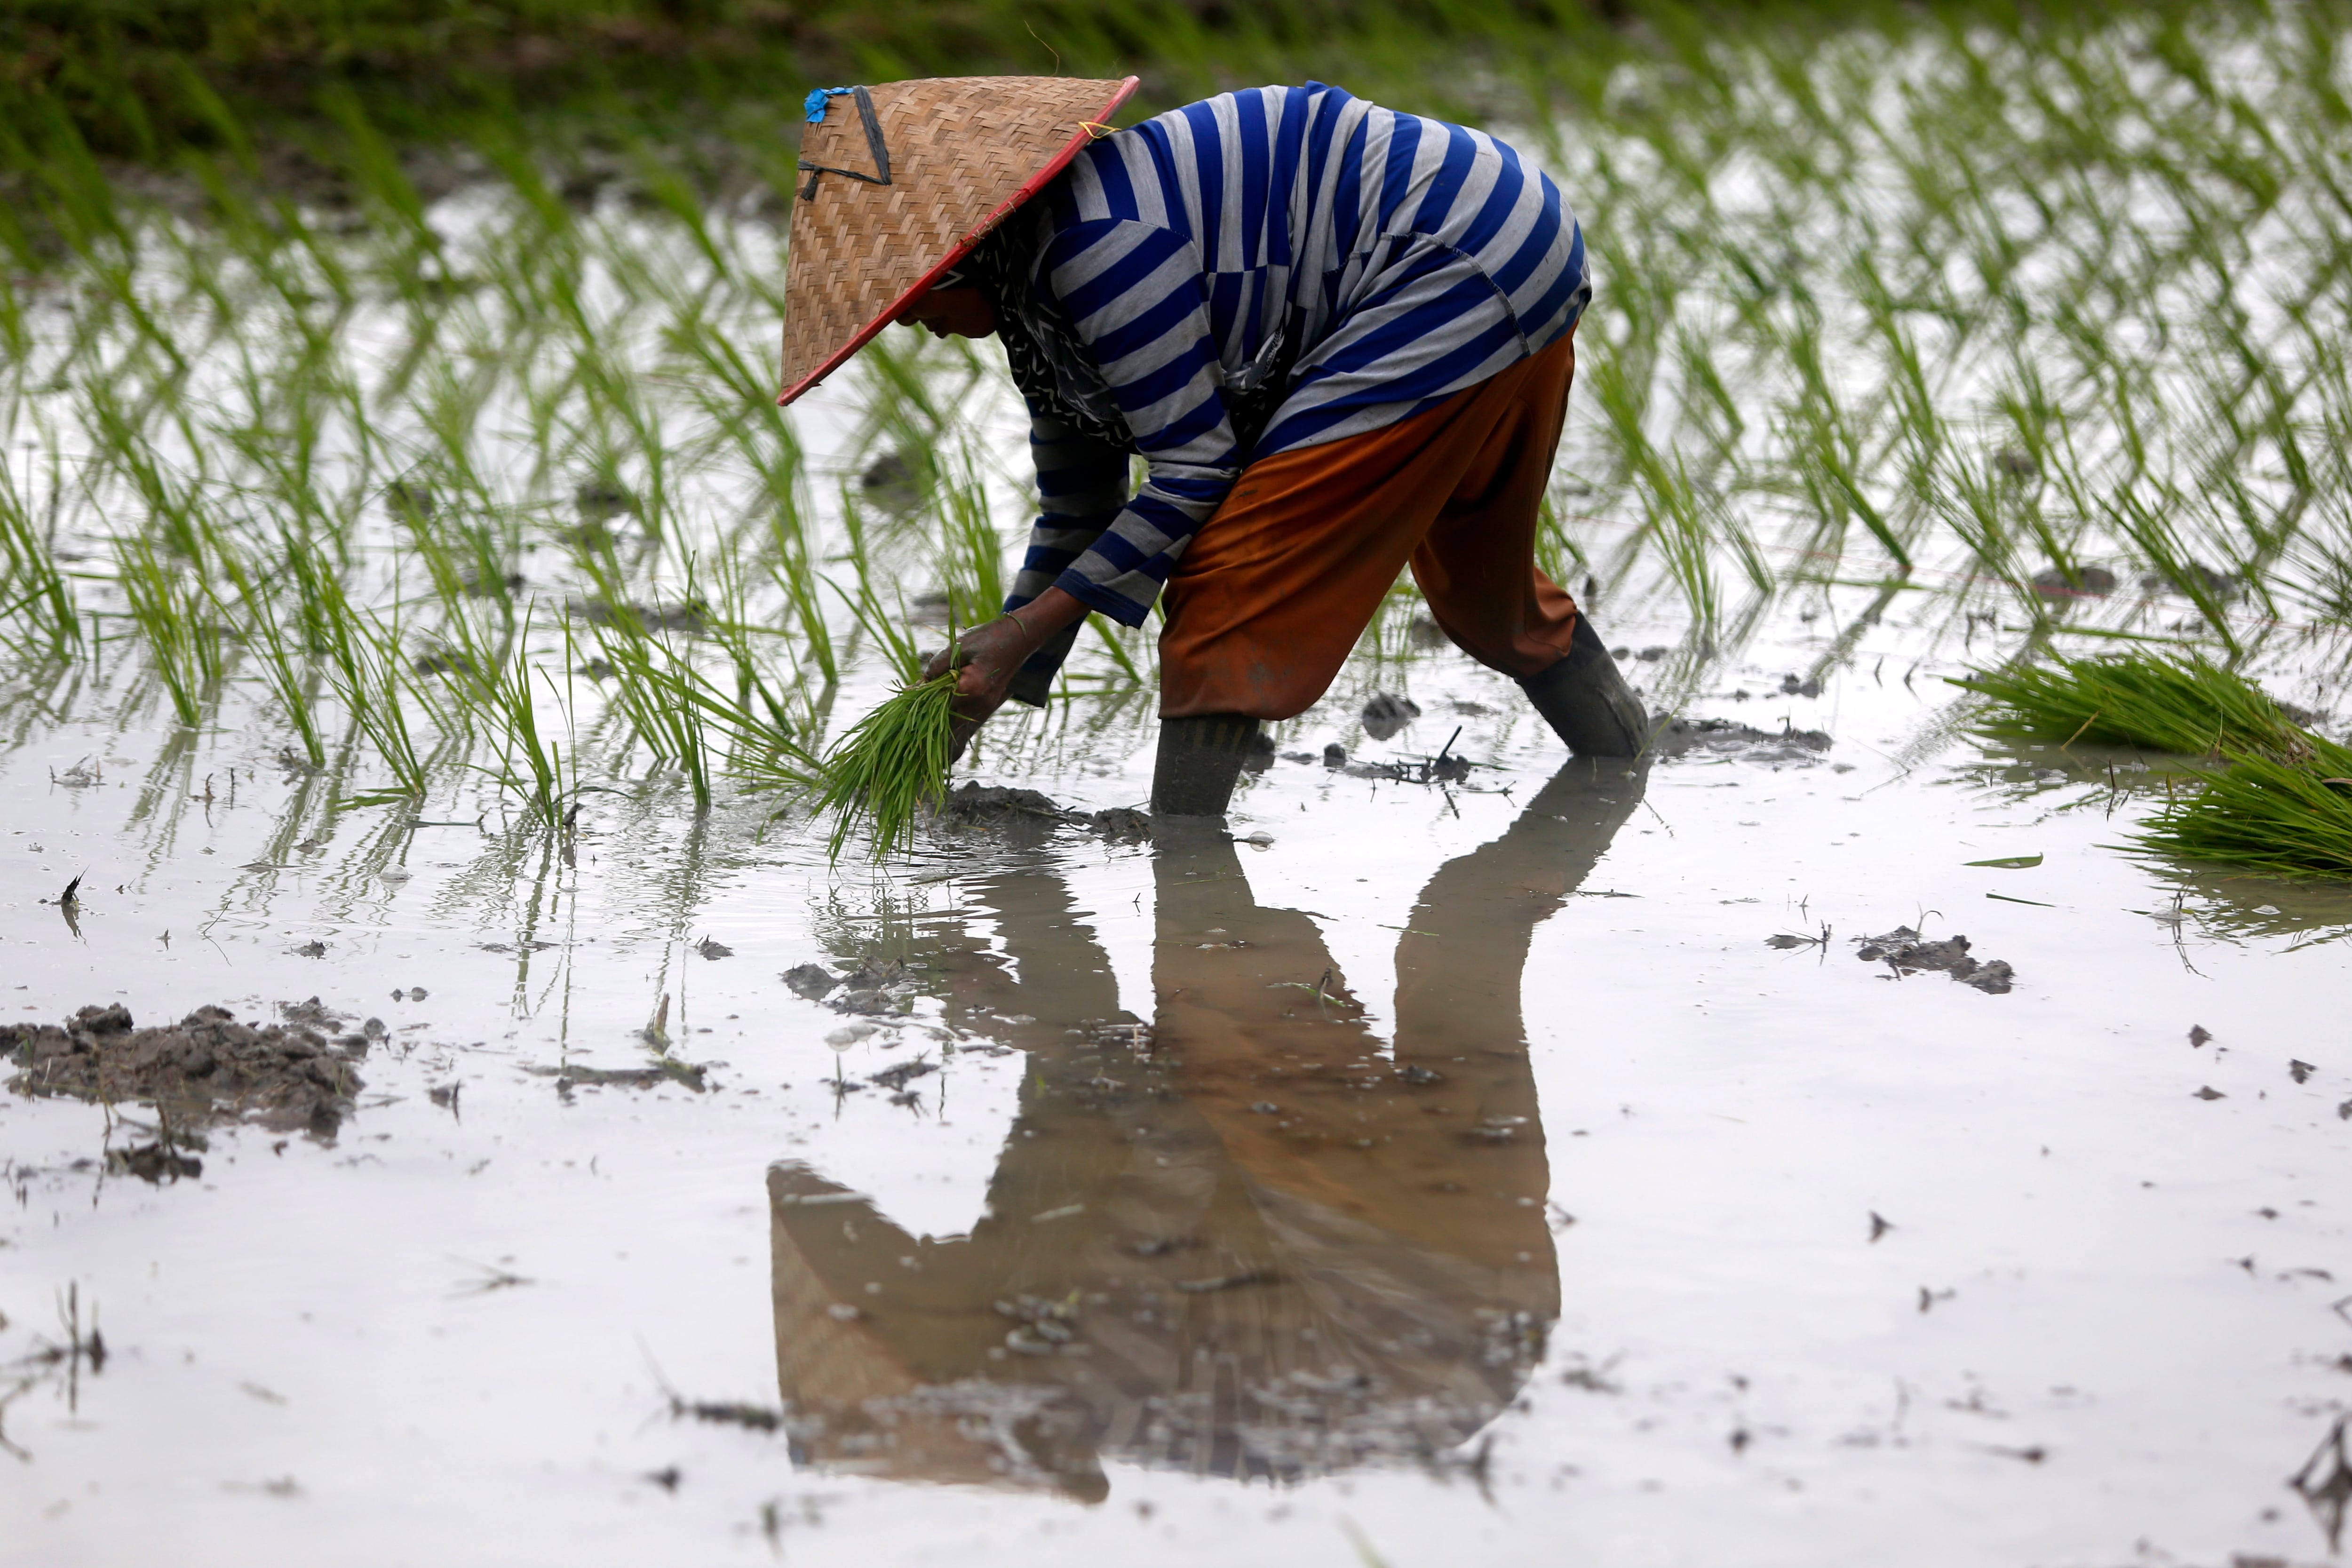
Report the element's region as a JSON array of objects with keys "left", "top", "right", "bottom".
[
  {"left": 1151, "top": 713, "right": 1262, "bottom": 816},
  {"left": 1519, "top": 617, "right": 1650, "bottom": 756}
]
